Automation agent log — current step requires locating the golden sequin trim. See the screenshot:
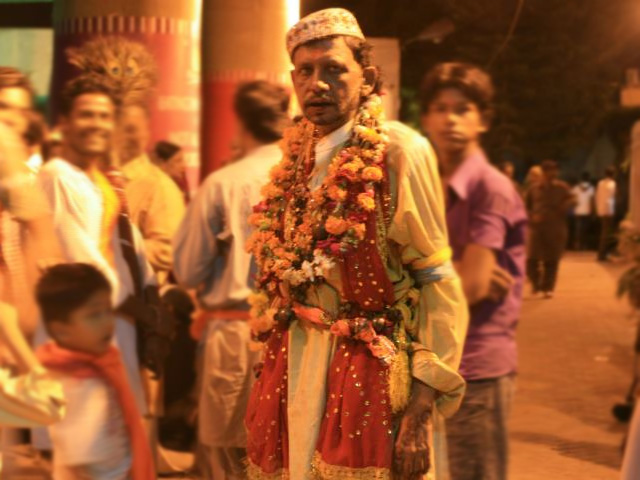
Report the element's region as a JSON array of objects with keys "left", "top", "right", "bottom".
[
  {"left": 310, "top": 452, "right": 391, "bottom": 480},
  {"left": 246, "top": 459, "right": 289, "bottom": 480}
]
